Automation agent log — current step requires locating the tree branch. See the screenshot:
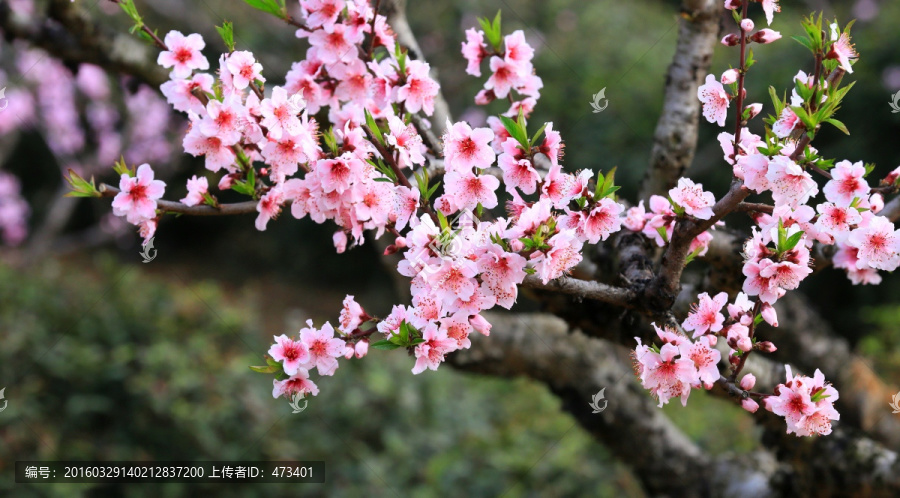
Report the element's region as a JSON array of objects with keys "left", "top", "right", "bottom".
[{"left": 639, "top": 0, "right": 720, "bottom": 200}]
